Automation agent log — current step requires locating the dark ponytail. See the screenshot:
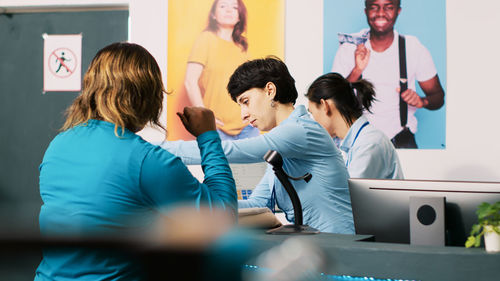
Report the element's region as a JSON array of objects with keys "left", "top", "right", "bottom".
[
  {"left": 351, "top": 79, "right": 376, "bottom": 114},
  {"left": 306, "top": 72, "right": 376, "bottom": 126}
]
